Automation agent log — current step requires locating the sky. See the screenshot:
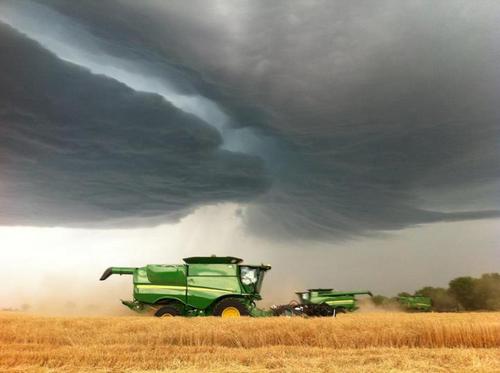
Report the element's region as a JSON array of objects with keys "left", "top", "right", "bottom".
[{"left": 0, "top": 0, "right": 499, "bottom": 312}]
